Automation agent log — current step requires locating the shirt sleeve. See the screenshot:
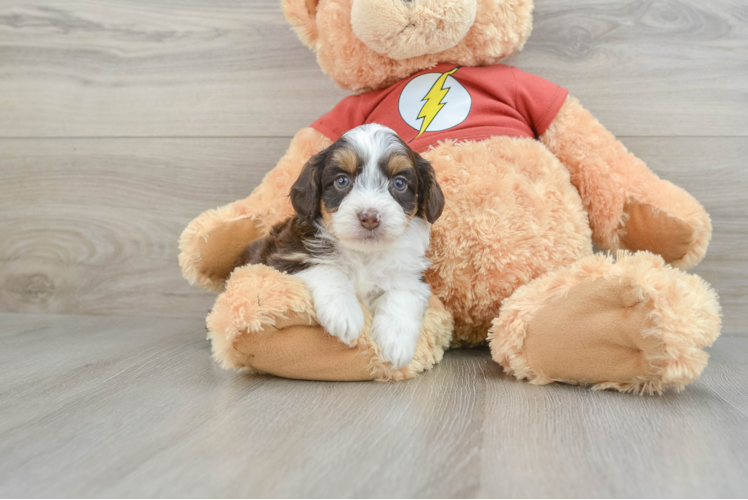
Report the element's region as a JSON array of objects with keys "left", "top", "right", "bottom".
[
  {"left": 310, "top": 94, "right": 366, "bottom": 142},
  {"left": 511, "top": 67, "right": 569, "bottom": 137}
]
